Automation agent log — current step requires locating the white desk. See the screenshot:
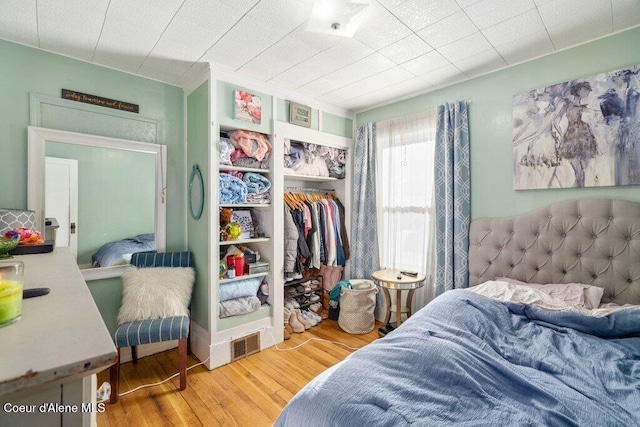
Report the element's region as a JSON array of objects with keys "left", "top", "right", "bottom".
[{"left": 0, "top": 248, "right": 116, "bottom": 426}]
